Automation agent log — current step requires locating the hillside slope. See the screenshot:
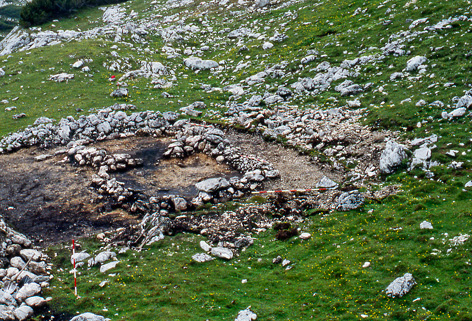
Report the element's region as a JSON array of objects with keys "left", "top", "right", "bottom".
[{"left": 0, "top": 0, "right": 471, "bottom": 320}]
